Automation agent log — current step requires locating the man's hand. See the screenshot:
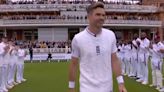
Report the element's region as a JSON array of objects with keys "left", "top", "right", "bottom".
[
  {"left": 118, "top": 83, "right": 127, "bottom": 92},
  {"left": 69, "top": 88, "right": 75, "bottom": 92},
  {"left": 136, "top": 41, "right": 140, "bottom": 46},
  {"left": 4, "top": 45, "right": 10, "bottom": 53},
  {"left": 149, "top": 44, "right": 153, "bottom": 49},
  {"left": 160, "top": 49, "right": 164, "bottom": 53}
]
